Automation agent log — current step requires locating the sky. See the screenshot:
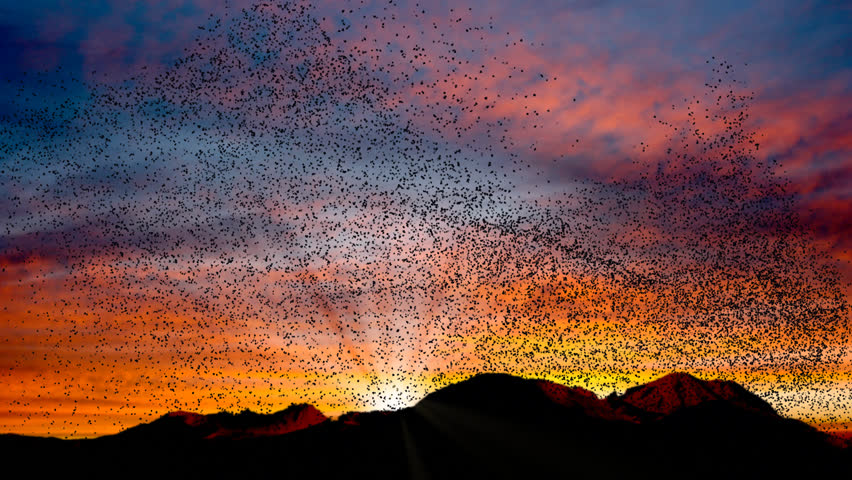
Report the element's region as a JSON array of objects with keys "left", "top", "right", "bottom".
[{"left": 1, "top": 0, "right": 850, "bottom": 438}]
